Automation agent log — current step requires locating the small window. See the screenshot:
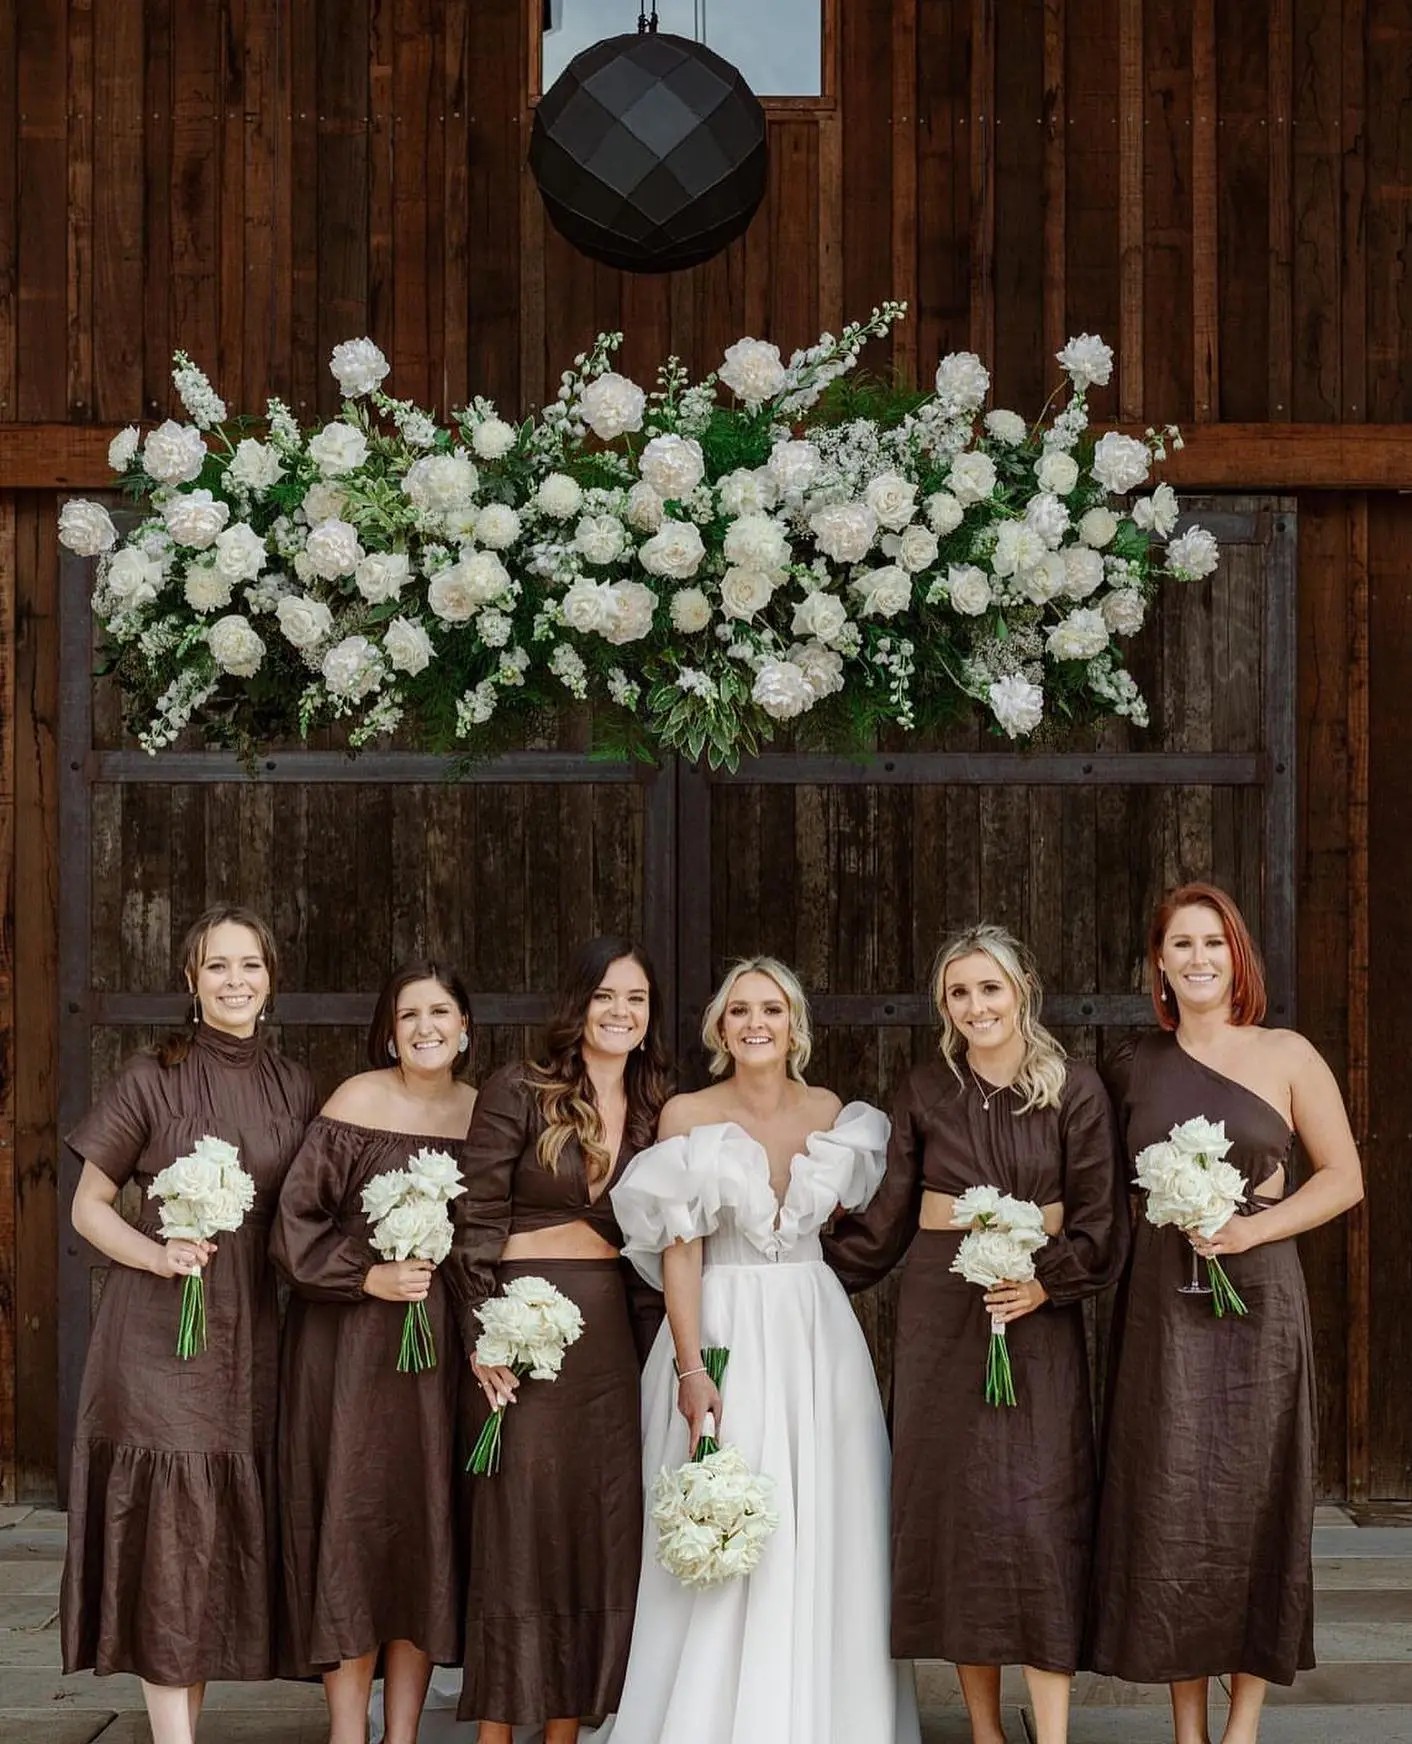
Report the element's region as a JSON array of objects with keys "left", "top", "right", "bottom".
[{"left": 539, "top": 1, "right": 825, "bottom": 99}]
